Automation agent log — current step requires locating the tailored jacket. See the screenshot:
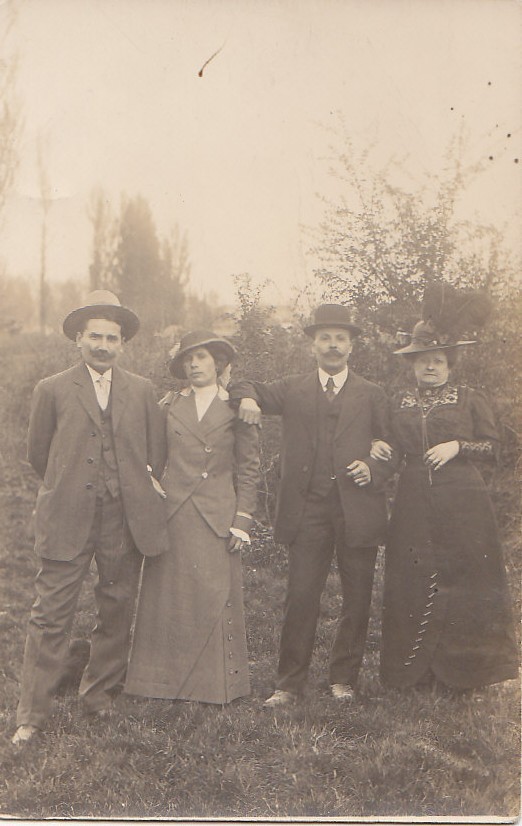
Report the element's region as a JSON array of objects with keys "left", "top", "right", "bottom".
[
  {"left": 161, "top": 386, "right": 260, "bottom": 537},
  {"left": 28, "top": 361, "right": 168, "bottom": 560},
  {"left": 230, "top": 370, "right": 394, "bottom": 547}
]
